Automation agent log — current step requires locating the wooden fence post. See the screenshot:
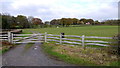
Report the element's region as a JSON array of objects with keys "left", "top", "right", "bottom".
[
  {"left": 82, "top": 35, "right": 85, "bottom": 48},
  {"left": 8, "top": 32, "right": 11, "bottom": 43},
  {"left": 45, "top": 32, "right": 47, "bottom": 42},
  {"left": 38, "top": 33, "right": 41, "bottom": 41},
  {"left": 11, "top": 33, "right": 13, "bottom": 44},
  {"left": 8, "top": 32, "right": 13, "bottom": 44},
  {"left": 60, "top": 33, "right": 62, "bottom": 44}
]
